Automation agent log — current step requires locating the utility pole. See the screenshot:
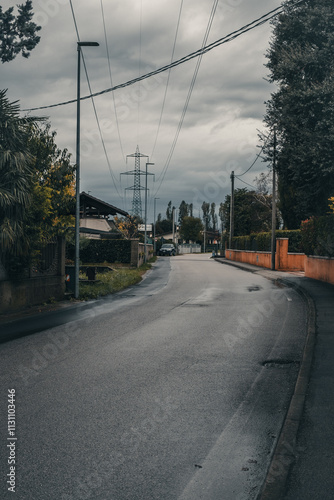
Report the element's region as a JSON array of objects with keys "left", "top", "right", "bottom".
[
  {"left": 154, "top": 197, "right": 159, "bottom": 253},
  {"left": 271, "top": 128, "right": 277, "bottom": 271},
  {"left": 74, "top": 41, "right": 99, "bottom": 299},
  {"left": 144, "top": 162, "right": 154, "bottom": 263},
  {"left": 172, "top": 207, "right": 175, "bottom": 243},
  {"left": 229, "top": 171, "right": 235, "bottom": 249}
]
